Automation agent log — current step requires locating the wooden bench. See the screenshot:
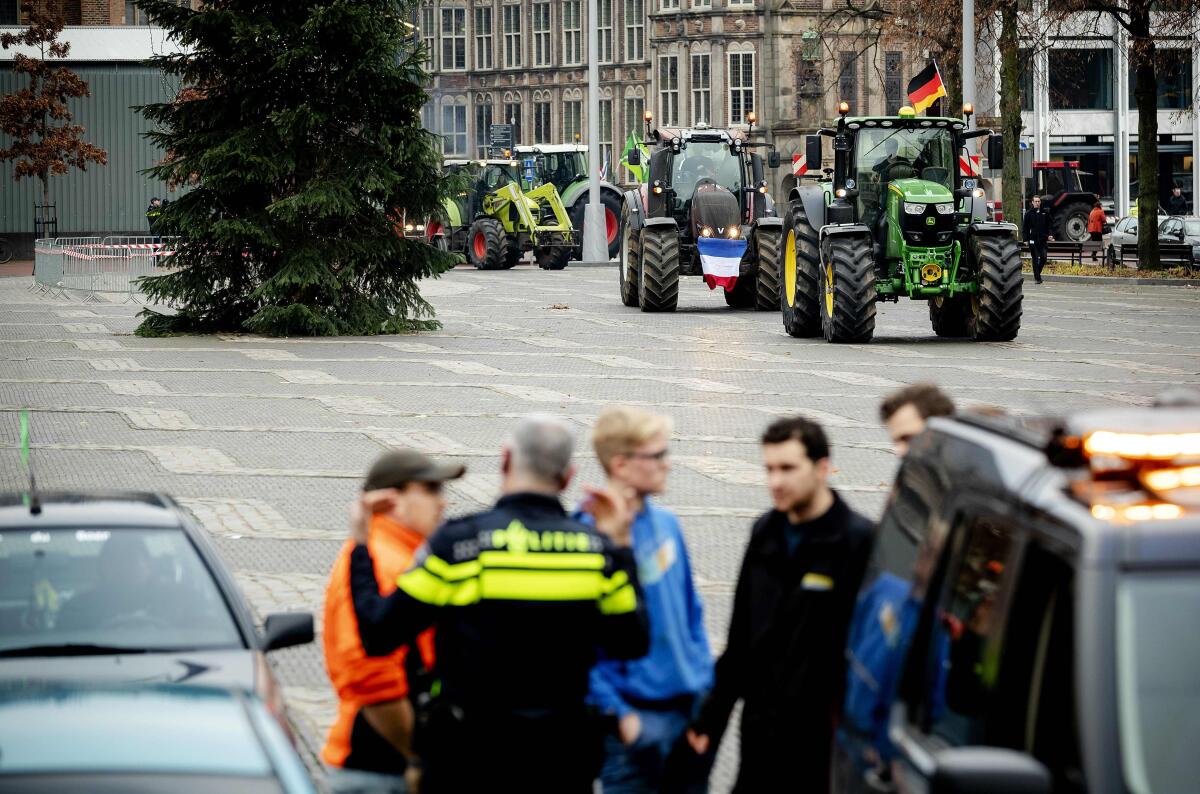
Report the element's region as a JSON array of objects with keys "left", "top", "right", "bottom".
[
  {"left": 1116, "top": 241, "right": 1196, "bottom": 269},
  {"left": 1021, "top": 240, "right": 1085, "bottom": 265}
]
